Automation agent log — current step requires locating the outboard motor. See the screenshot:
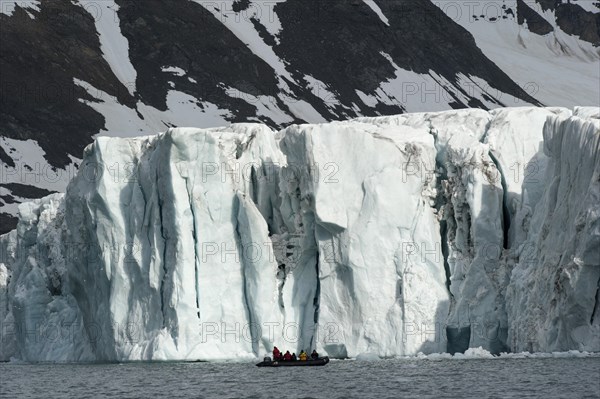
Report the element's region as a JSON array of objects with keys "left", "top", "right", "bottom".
[{"left": 263, "top": 356, "right": 272, "bottom": 362}]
